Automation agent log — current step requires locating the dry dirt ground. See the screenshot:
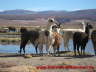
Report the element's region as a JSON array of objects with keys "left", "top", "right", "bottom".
[{"left": 0, "top": 53, "right": 96, "bottom": 72}]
